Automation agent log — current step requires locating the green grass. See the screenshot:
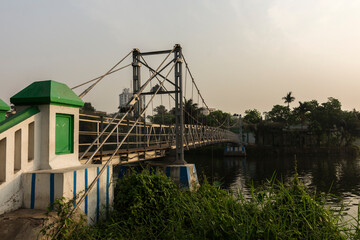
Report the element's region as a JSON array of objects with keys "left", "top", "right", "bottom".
[{"left": 49, "top": 171, "right": 360, "bottom": 240}]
